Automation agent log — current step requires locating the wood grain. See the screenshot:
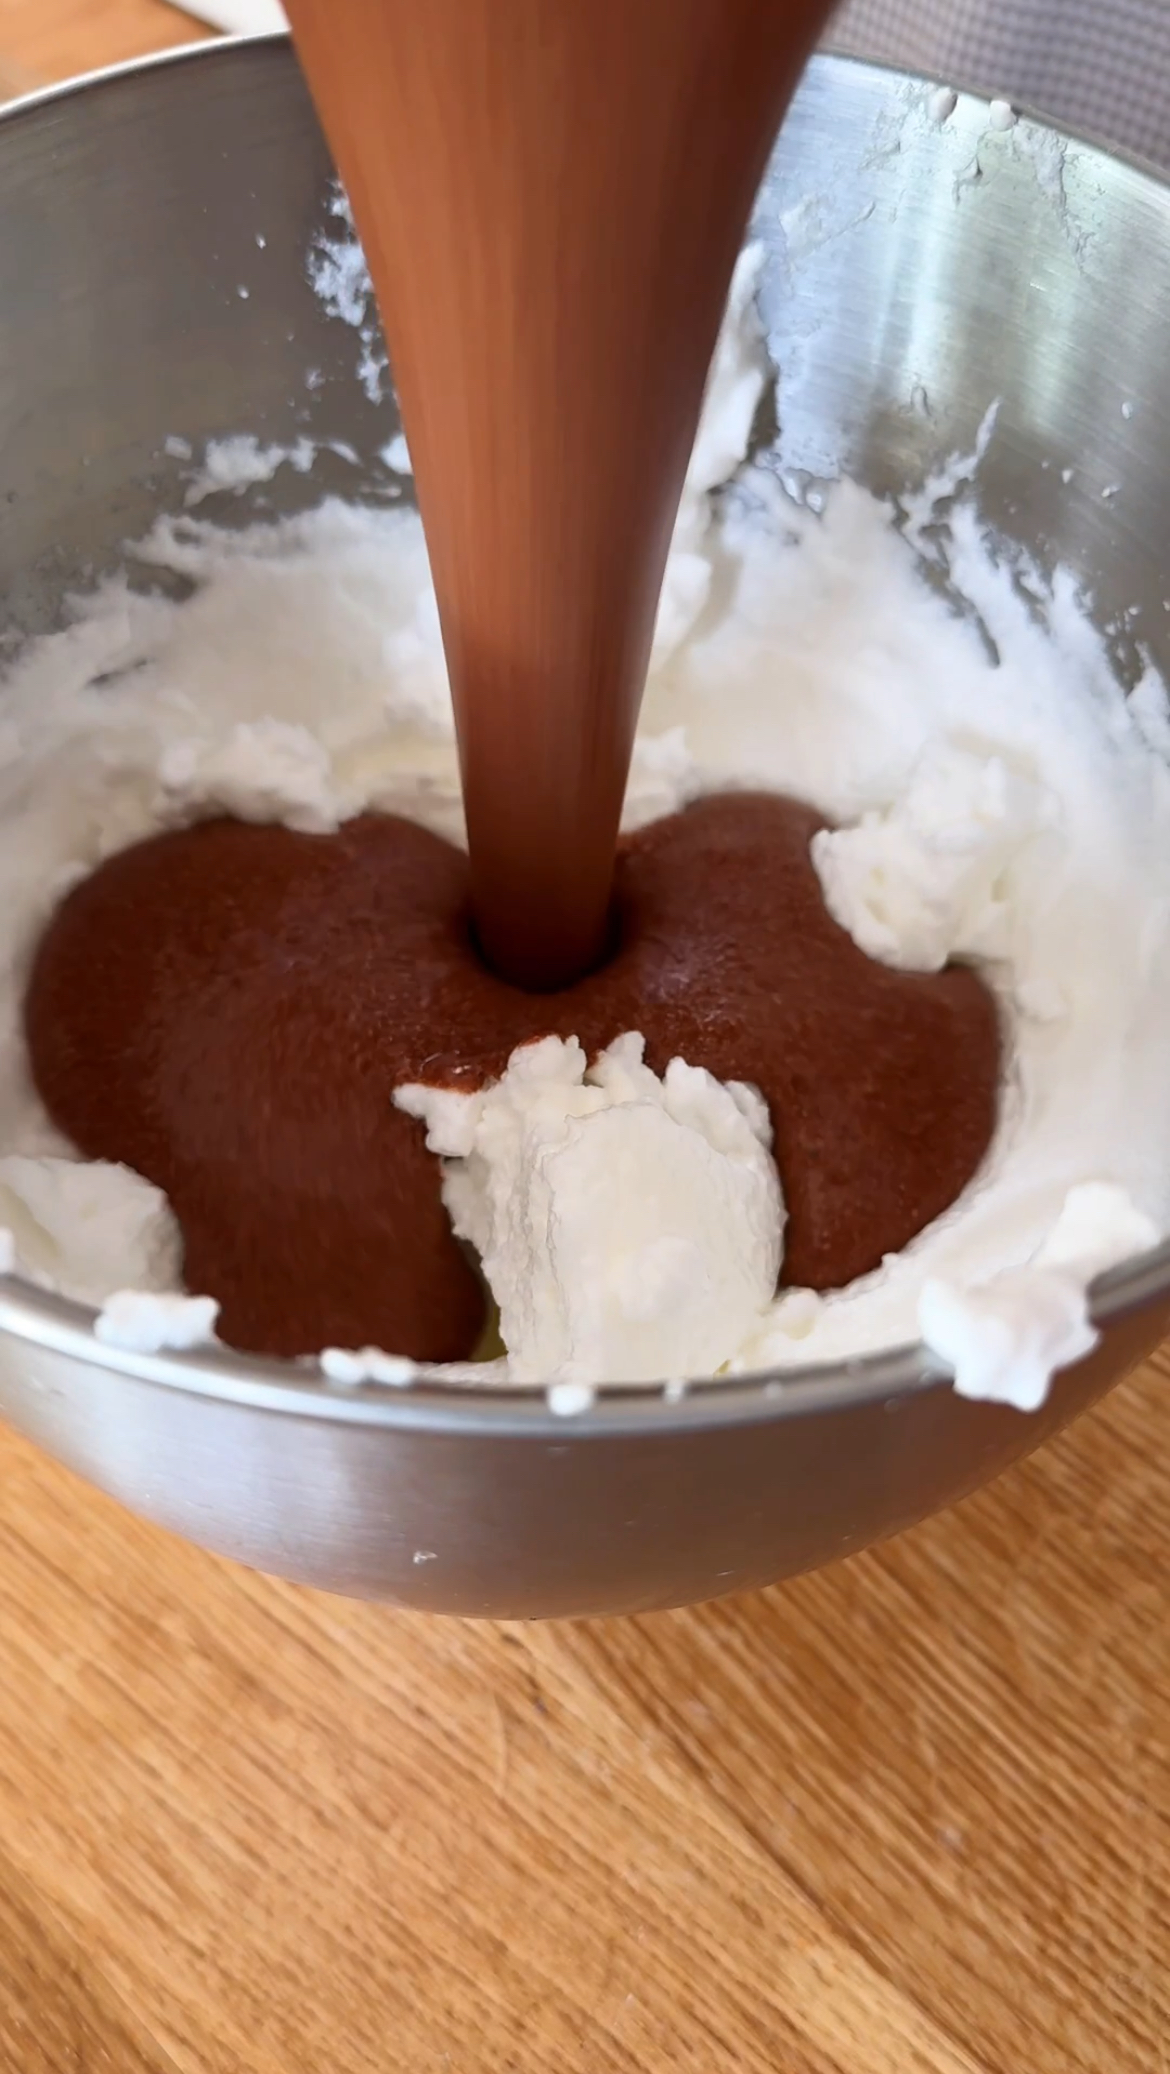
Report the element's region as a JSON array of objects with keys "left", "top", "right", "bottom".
[
  {"left": 0, "top": 1347, "right": 1165, "bottom": 2073},
  {"left": 0, "top": 0, "right": 210, "bottom": 91},
  {"left": 0, "top": 5, "right": 1165, "bottom": 2070}
]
